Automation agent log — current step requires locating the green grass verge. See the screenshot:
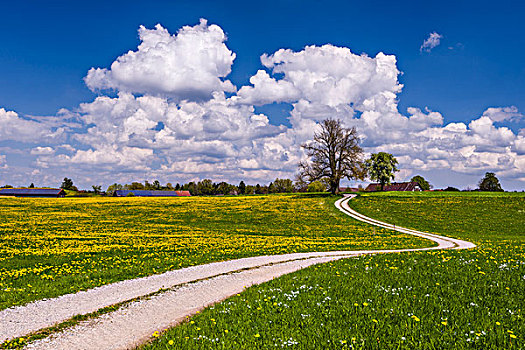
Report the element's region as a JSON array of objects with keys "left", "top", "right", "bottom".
[
  {"left": 142, "top": 192, "right": 524, "bottom": 349},
  {"left": 0, "top": 194, "right": 430, "bottom": 310},
  {"left": 349, "top": 191, "right": 524, "bottom": 242}
]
